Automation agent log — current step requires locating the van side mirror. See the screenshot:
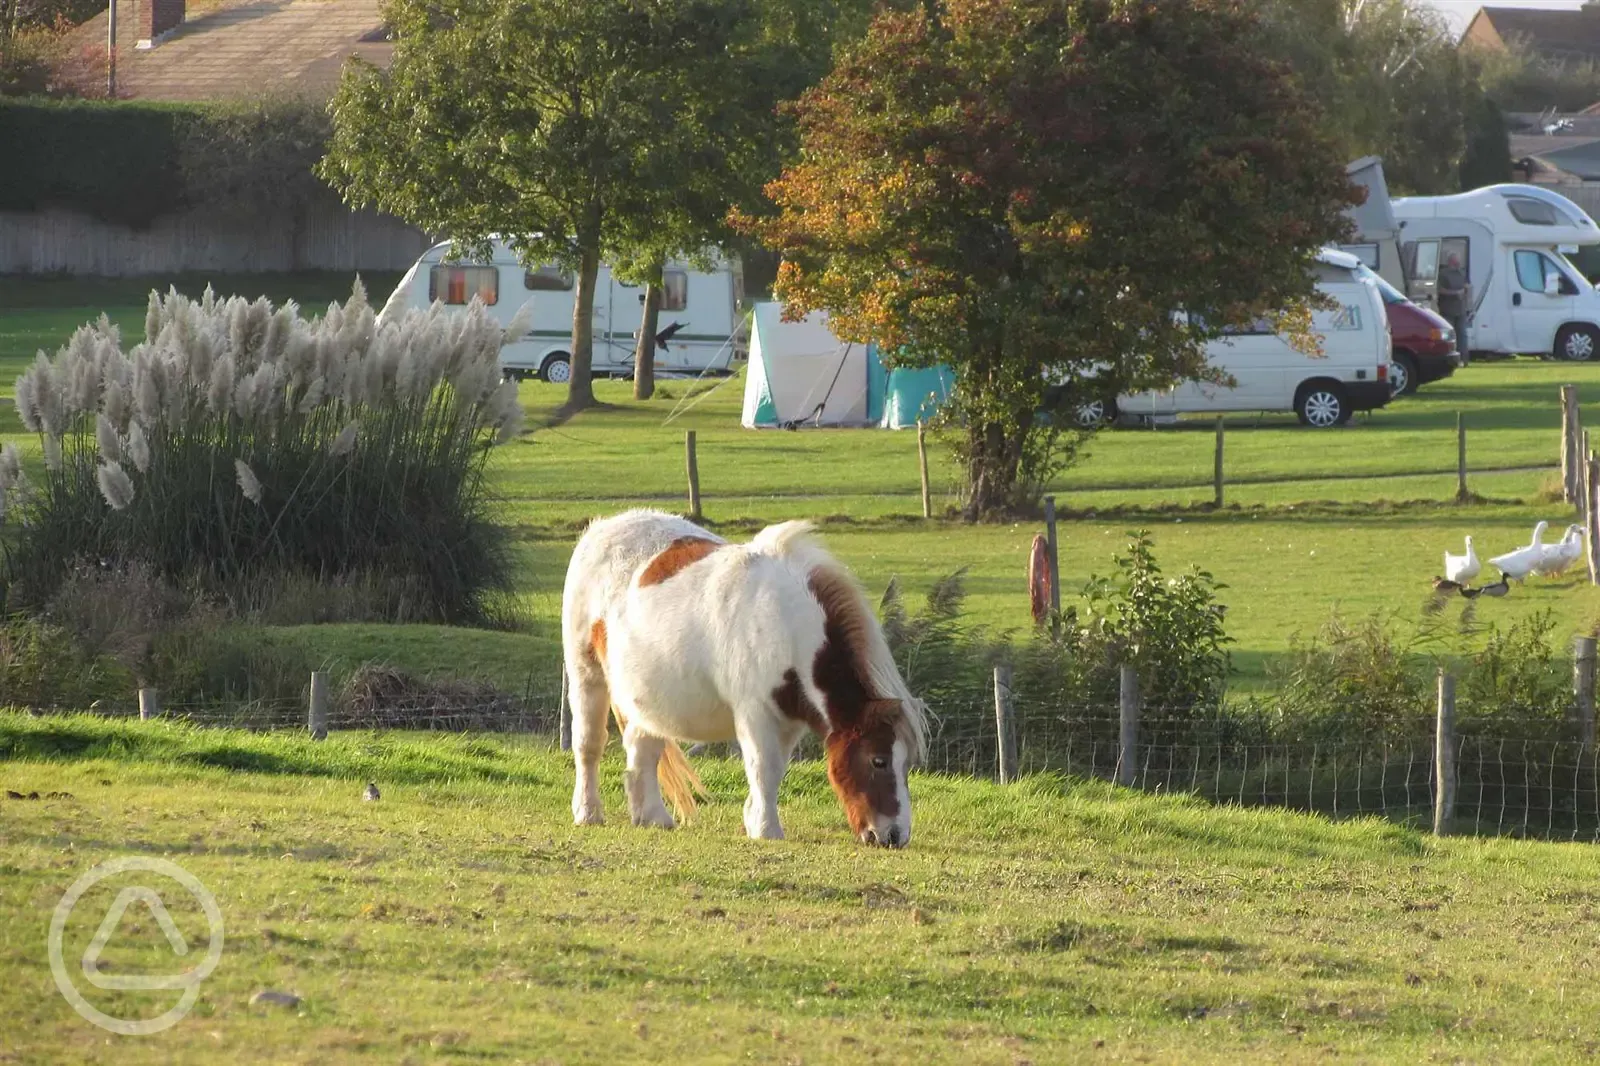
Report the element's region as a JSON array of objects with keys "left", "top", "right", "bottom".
[{"left": 1546, "top": 273, "right": 1562, "bottom": 297}]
